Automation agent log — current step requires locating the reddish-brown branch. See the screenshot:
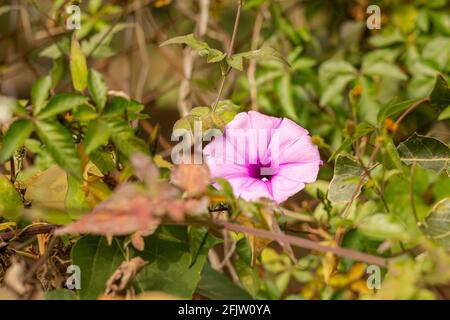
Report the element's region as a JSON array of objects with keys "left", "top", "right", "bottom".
[
  {"left": 212, "top": 220, "right": 389, "bottom": 267},
  {"left": 0, "top": 224, "right": 57, "bottom": 242}
]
